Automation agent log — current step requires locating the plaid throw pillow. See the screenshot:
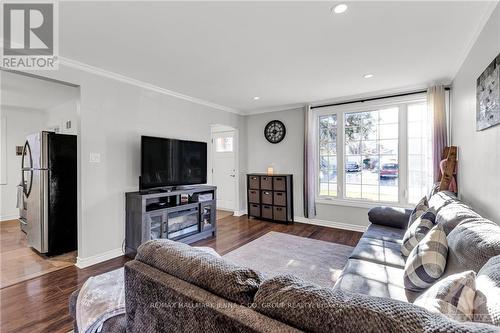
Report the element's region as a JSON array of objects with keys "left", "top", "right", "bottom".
[
  {"left": 414, "top": 271, "right": 476, "bottom": 322},
  {"left": 404, "top": 224, "right": 448, "bottom": 291},
  {"left": 401, "top": 208, "right": 437, "bottom": 257},
  {"left": 474, "top": 255, "right": 500, "bottom": 325},
  {"left": 408, "top": 196, "right": 429, "bottom": 227}
]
